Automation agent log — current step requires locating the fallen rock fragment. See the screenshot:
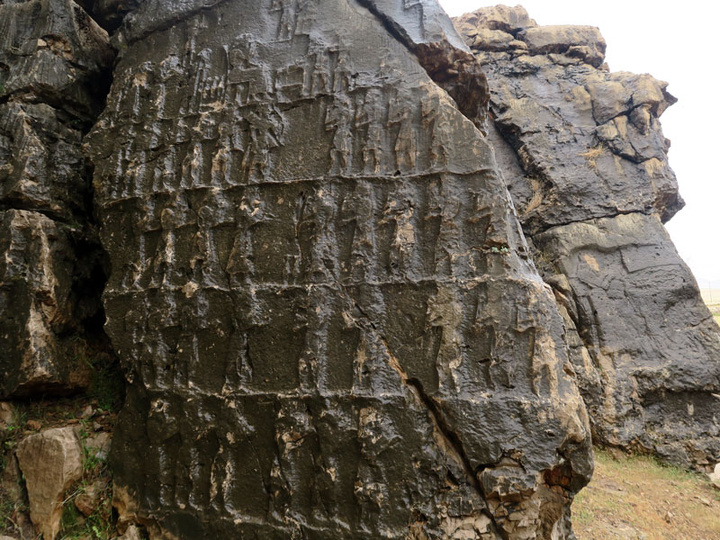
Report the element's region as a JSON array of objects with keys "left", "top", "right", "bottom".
[
  {"left": 15, "top": 427, "right": 83, "bottom": 540},
  {"left": 709, "top": 463, "right": 720, "bottom": 488}
]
